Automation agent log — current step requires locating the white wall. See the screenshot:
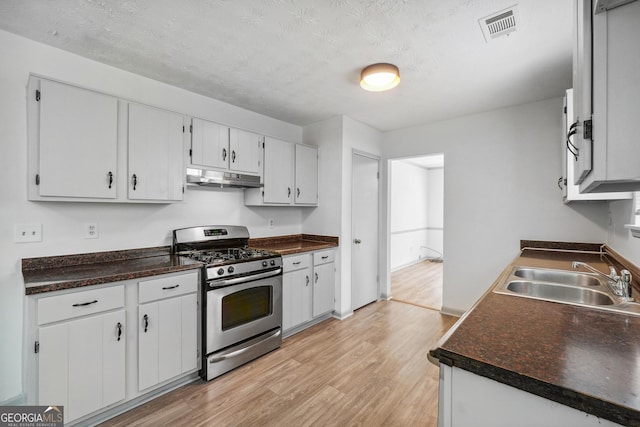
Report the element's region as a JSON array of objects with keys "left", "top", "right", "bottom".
[
  {"left": 427, "top": 167, "right": 444, "bottom": 258},
  {"left": 0, "top": 29, "right": 305, "bottom": 402},
  {"left": 390, "top": 161, "right": 430, "bottom": 269},
  {"left": 381, "top": 97, "right": 610, "bottom": 314},
  {"left": 608, "top": 199, "right": 640, "bottom": 263}
]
